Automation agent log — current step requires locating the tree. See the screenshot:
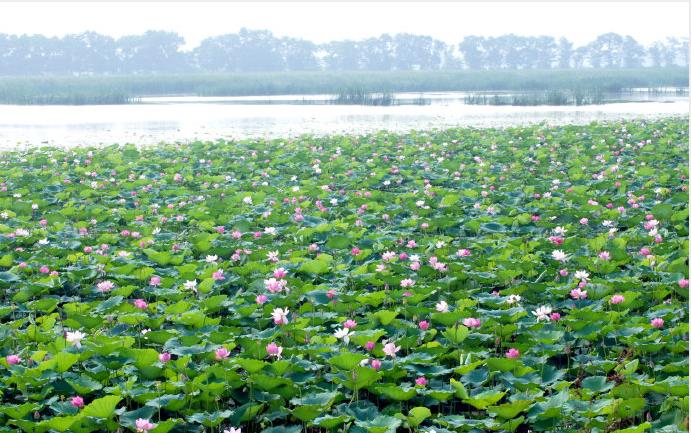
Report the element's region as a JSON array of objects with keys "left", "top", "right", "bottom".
[
  {"left": 391, "top": 33, "right": 446, "bottom": 70},
  {"left": 116, "top": 31, "right": 188, "bottom": 74},
  {"left": 621, "top": 36, "right": 644, "bottom": 68},
  {"left": 557, "top": 37, "right": 572, "bottom": 69},
  {"left": 458, "top": 36, "right": 486, "bottom": 69}
]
